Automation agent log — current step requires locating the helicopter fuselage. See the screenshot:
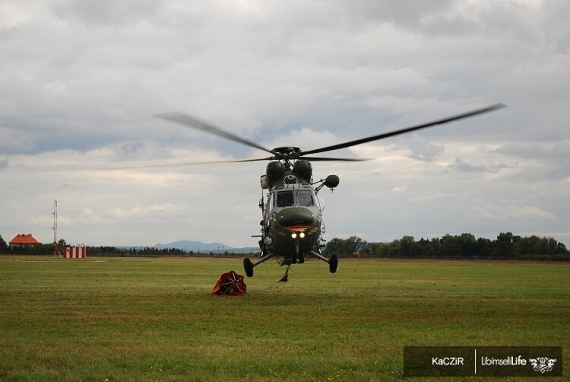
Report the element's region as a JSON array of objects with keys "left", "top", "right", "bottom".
[
  {"left": 241, "top": 159, "right": 339, "bottom": 276},
  {"left": 262, "top": 183, "right": 323, "bottom": 263}
]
